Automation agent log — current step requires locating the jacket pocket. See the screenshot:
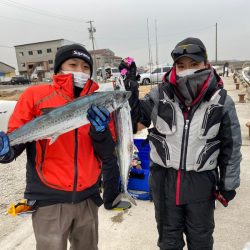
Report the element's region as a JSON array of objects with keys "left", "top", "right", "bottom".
[
  {"left": 195, "top": 140, "right": 220, "bottom": 171},
  {"left": 155, "top": 99, "right": 176, "bottom": 135},
  {"left": 149, "top": 132, "right": 170, "bottom": 167},
  {"left": 199, "top": 104, "right": 223, "bottom": 139}
]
